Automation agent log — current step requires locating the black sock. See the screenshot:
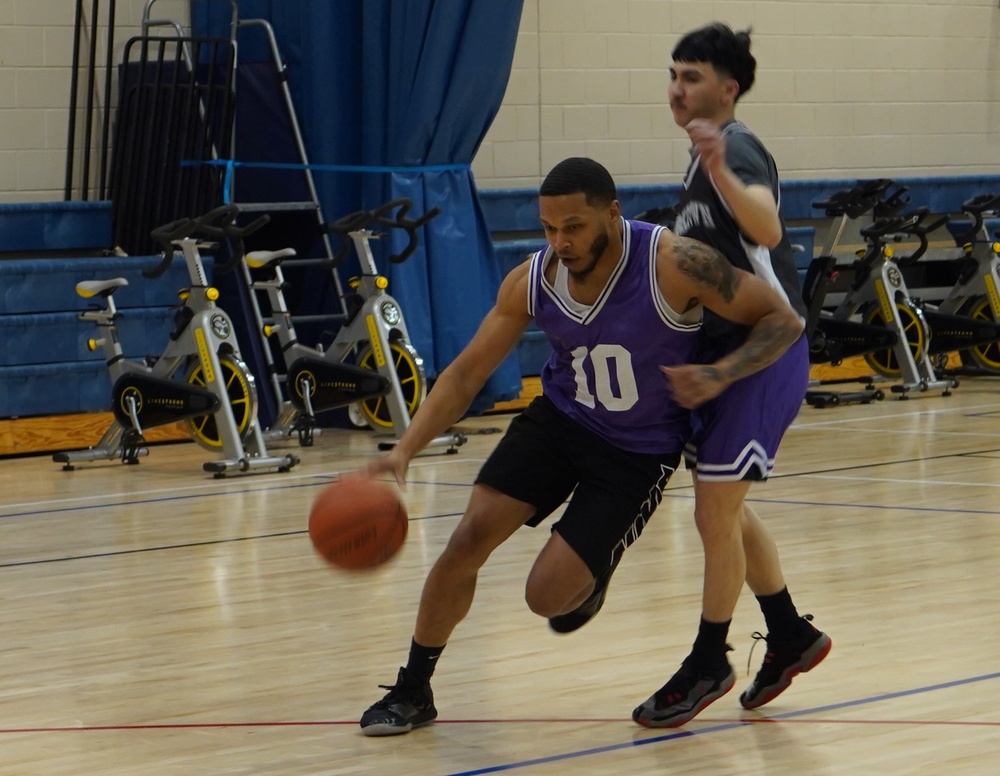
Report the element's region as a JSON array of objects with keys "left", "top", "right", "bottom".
[
  {"left": 404, "top": 638, "right": 445, "bottom": 685},
  {"left": 687, "top": 617, "right": 731, "bottom": 672},
  {"left": 756, "top": 587, "right": 801, "bottom": 641}
]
